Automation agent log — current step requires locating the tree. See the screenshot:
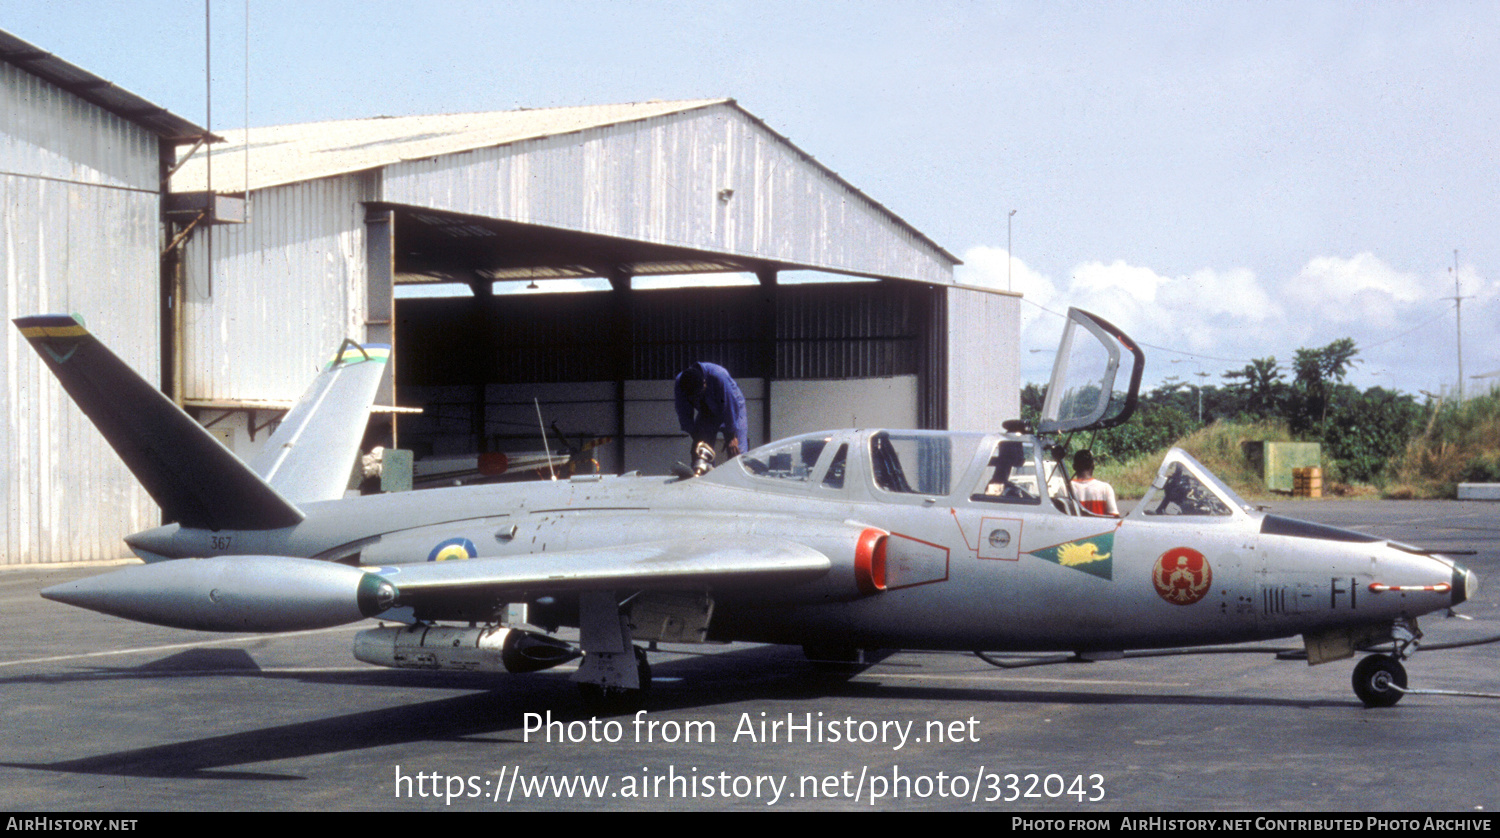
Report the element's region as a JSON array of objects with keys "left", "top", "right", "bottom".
[
  {"left": 1321, "top": 386, "right": 1422, "bottom": 482},
  {"left": 1290, "top": 338, "right": 1358, "bottom": 433},
  {"left": 1091, "top": 401, "right": 1196, "bottom": 464},
  {"left": 1223, "top": 357, "right": 1285, "bottom": 419},
  {"left": 1152, "top": 377, "right": 1195, "bottom": 419},
  {"left": 1019, "top": 382, "right": 1046, "bottom": 427}
]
